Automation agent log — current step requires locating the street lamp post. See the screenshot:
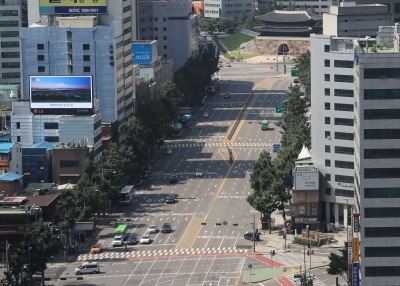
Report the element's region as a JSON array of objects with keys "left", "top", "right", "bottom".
[{"left": 101, "top": 169, "right": 116, "bottom": 212}]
